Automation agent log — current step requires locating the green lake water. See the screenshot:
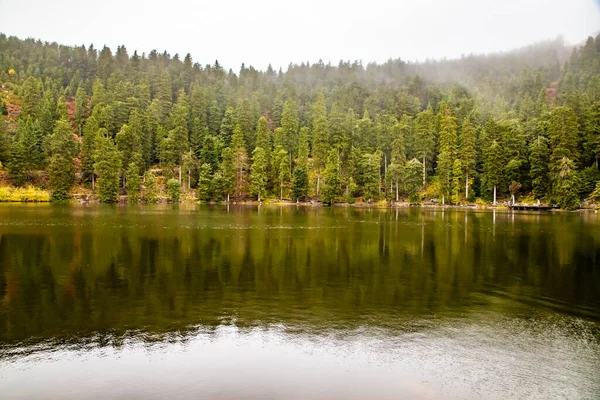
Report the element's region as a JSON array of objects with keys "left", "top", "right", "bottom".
[{"left": 0, "top": 204, "right": 599, "bottom": 399}]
